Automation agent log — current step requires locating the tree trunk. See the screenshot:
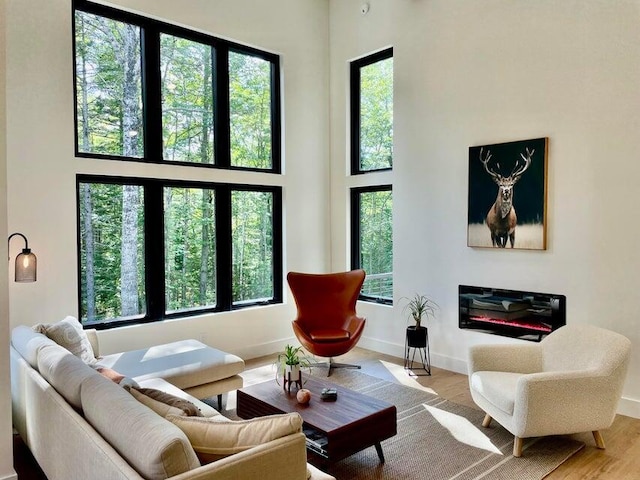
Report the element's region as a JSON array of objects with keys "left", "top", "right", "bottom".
[
  {"left": 120, "top": 185, "right": 139, "bottom": 316},
  {"left": 119, "top": 24, "right": 141, "bottom": 316},
  {"left": 199, "top": 49, "right": 212, "bottom": 303},
  {"left": 200, "top": 191, "right": 211, "bottom": 304},
  {"left": 78, "top": 15, "right": 96, "bottom": 321},
  {"left": 180, "top": 189, "right": 190, "bottom": 304},
  {"left": 81, "top": 184, "right": 96, "bottom": 321},
  {"left": 164, "top": 188, "right": 174, "bottom": 308}
]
